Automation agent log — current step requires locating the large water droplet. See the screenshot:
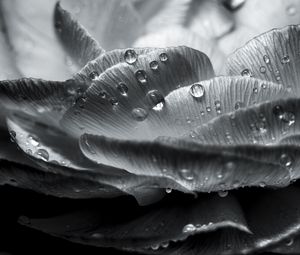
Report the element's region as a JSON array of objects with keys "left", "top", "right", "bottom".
[
  {"left": 146, "top": 90, "right": 165, "bottom": 111},
  {"left": 149, "top": 61, "right": 159, "bottom": 70},
  {"left": 241, "top": 69, "right": 252, "bottom": 77},
  {"left": 159, "top": 53, "right": 168, "bottom": 62},
  {"left": 189, "top": 83, "right": 204, "bottom": 98},
  {"left": 124, "top": 49, "right": 137, "bottom": 64},
  {"left": 36, "top": 149, "right": 49, "bottom": 162},
  {"left": 131, "top": 108, "right": 148, "bottom": 121},
  {"left": 116, "top": 82, "right": 128, "bottom": 96},
  {"left": 135, "top": 70, "right": 147, "bottom": 84},
  {"left": 182, "top": 224, "right": 196, "bottom": 233}
]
